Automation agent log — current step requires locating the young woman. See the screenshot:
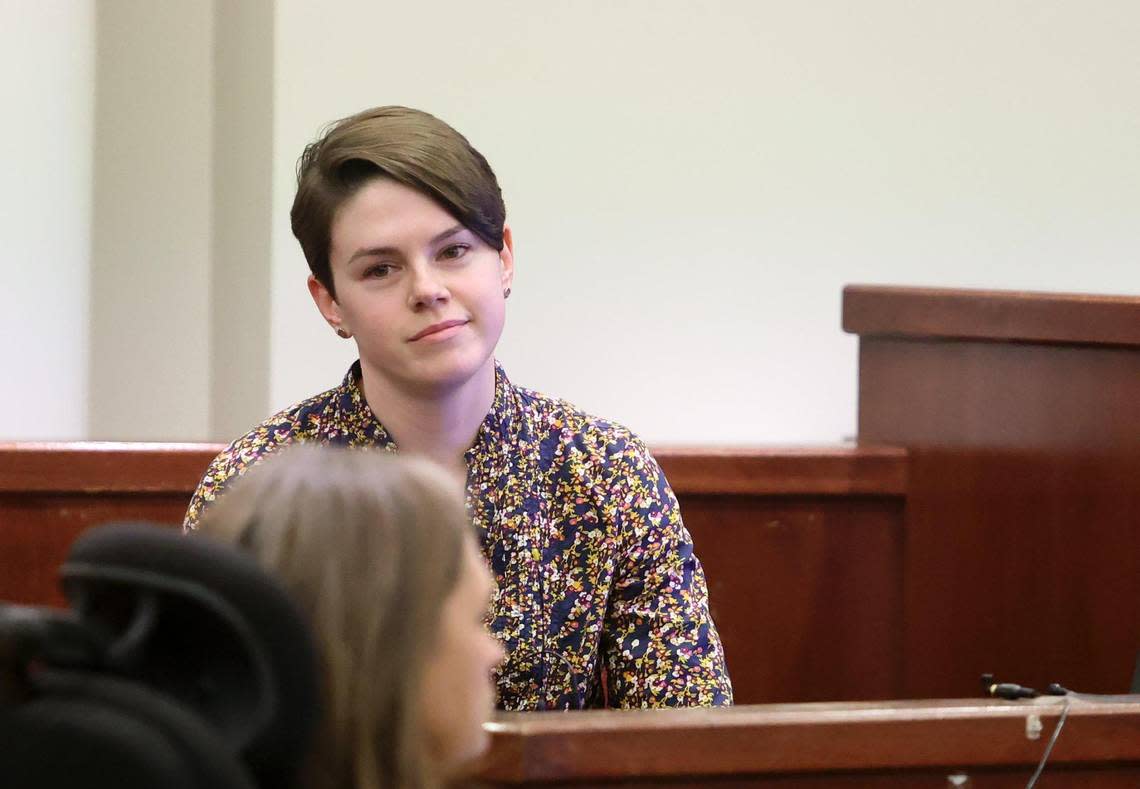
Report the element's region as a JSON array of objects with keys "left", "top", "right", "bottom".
[
  {"left": 199, "top": 446, "right": 504, "bottom": 789},
  {"left": 185, "top": 105, "right": 732, "bottom": 710}
]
